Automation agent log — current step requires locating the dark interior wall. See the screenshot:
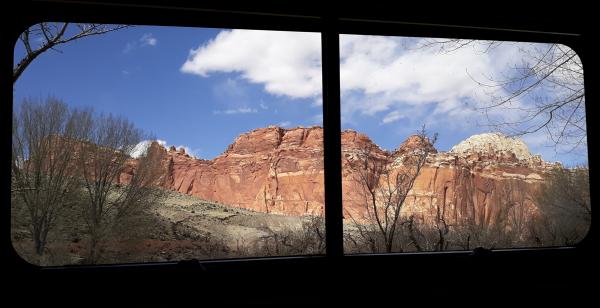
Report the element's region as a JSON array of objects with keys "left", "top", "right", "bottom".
[{"left": 2, "top": 0, "right": 595, "bottom": 303}]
